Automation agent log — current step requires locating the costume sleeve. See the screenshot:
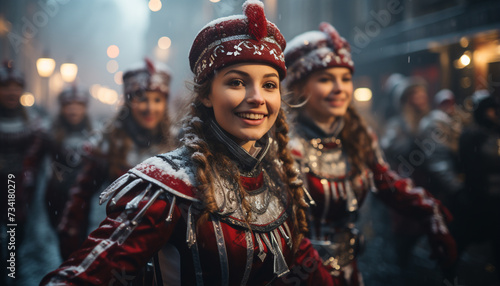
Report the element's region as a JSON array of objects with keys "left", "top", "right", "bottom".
[
  {"left": 369, "top": 134, "right": 457, "bottom": 267},
  {"left": 57, "top": 157, "right": 109, "bottom": 260},
  {"left": 41, "top": 175, "right": 183, "bottom": 285},
  {"left": 277, "top": 238, "right": 340, "bottom": 286}
]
